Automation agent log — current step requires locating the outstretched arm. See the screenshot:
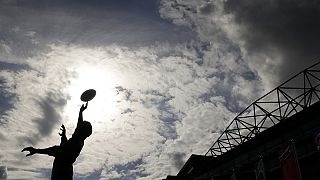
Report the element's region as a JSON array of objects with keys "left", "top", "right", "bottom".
[
  {"left": 22, "top": 146, "right": 59, "bottom": 157},
  {"left": 77, "top": 102, "right": 88, "bottom": 127}
]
